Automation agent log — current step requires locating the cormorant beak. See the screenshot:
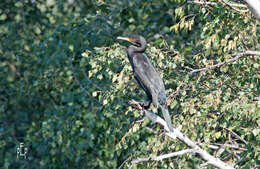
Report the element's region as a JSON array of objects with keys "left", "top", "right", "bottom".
[{"left": 117, "top": 36, "right": 132, "bottom": 43}]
